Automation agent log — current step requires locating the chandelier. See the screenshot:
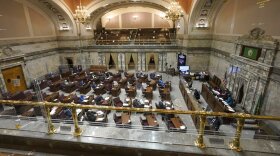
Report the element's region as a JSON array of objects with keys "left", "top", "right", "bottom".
[
  {"left": 256, "top": 0, "right": 270, "bottom": 8},
  {"left": 73, "top": 0, "right": 90, "bottom": 24},
  {"left": 165, "top": 0, "right": 183, "bottom": 28}
]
